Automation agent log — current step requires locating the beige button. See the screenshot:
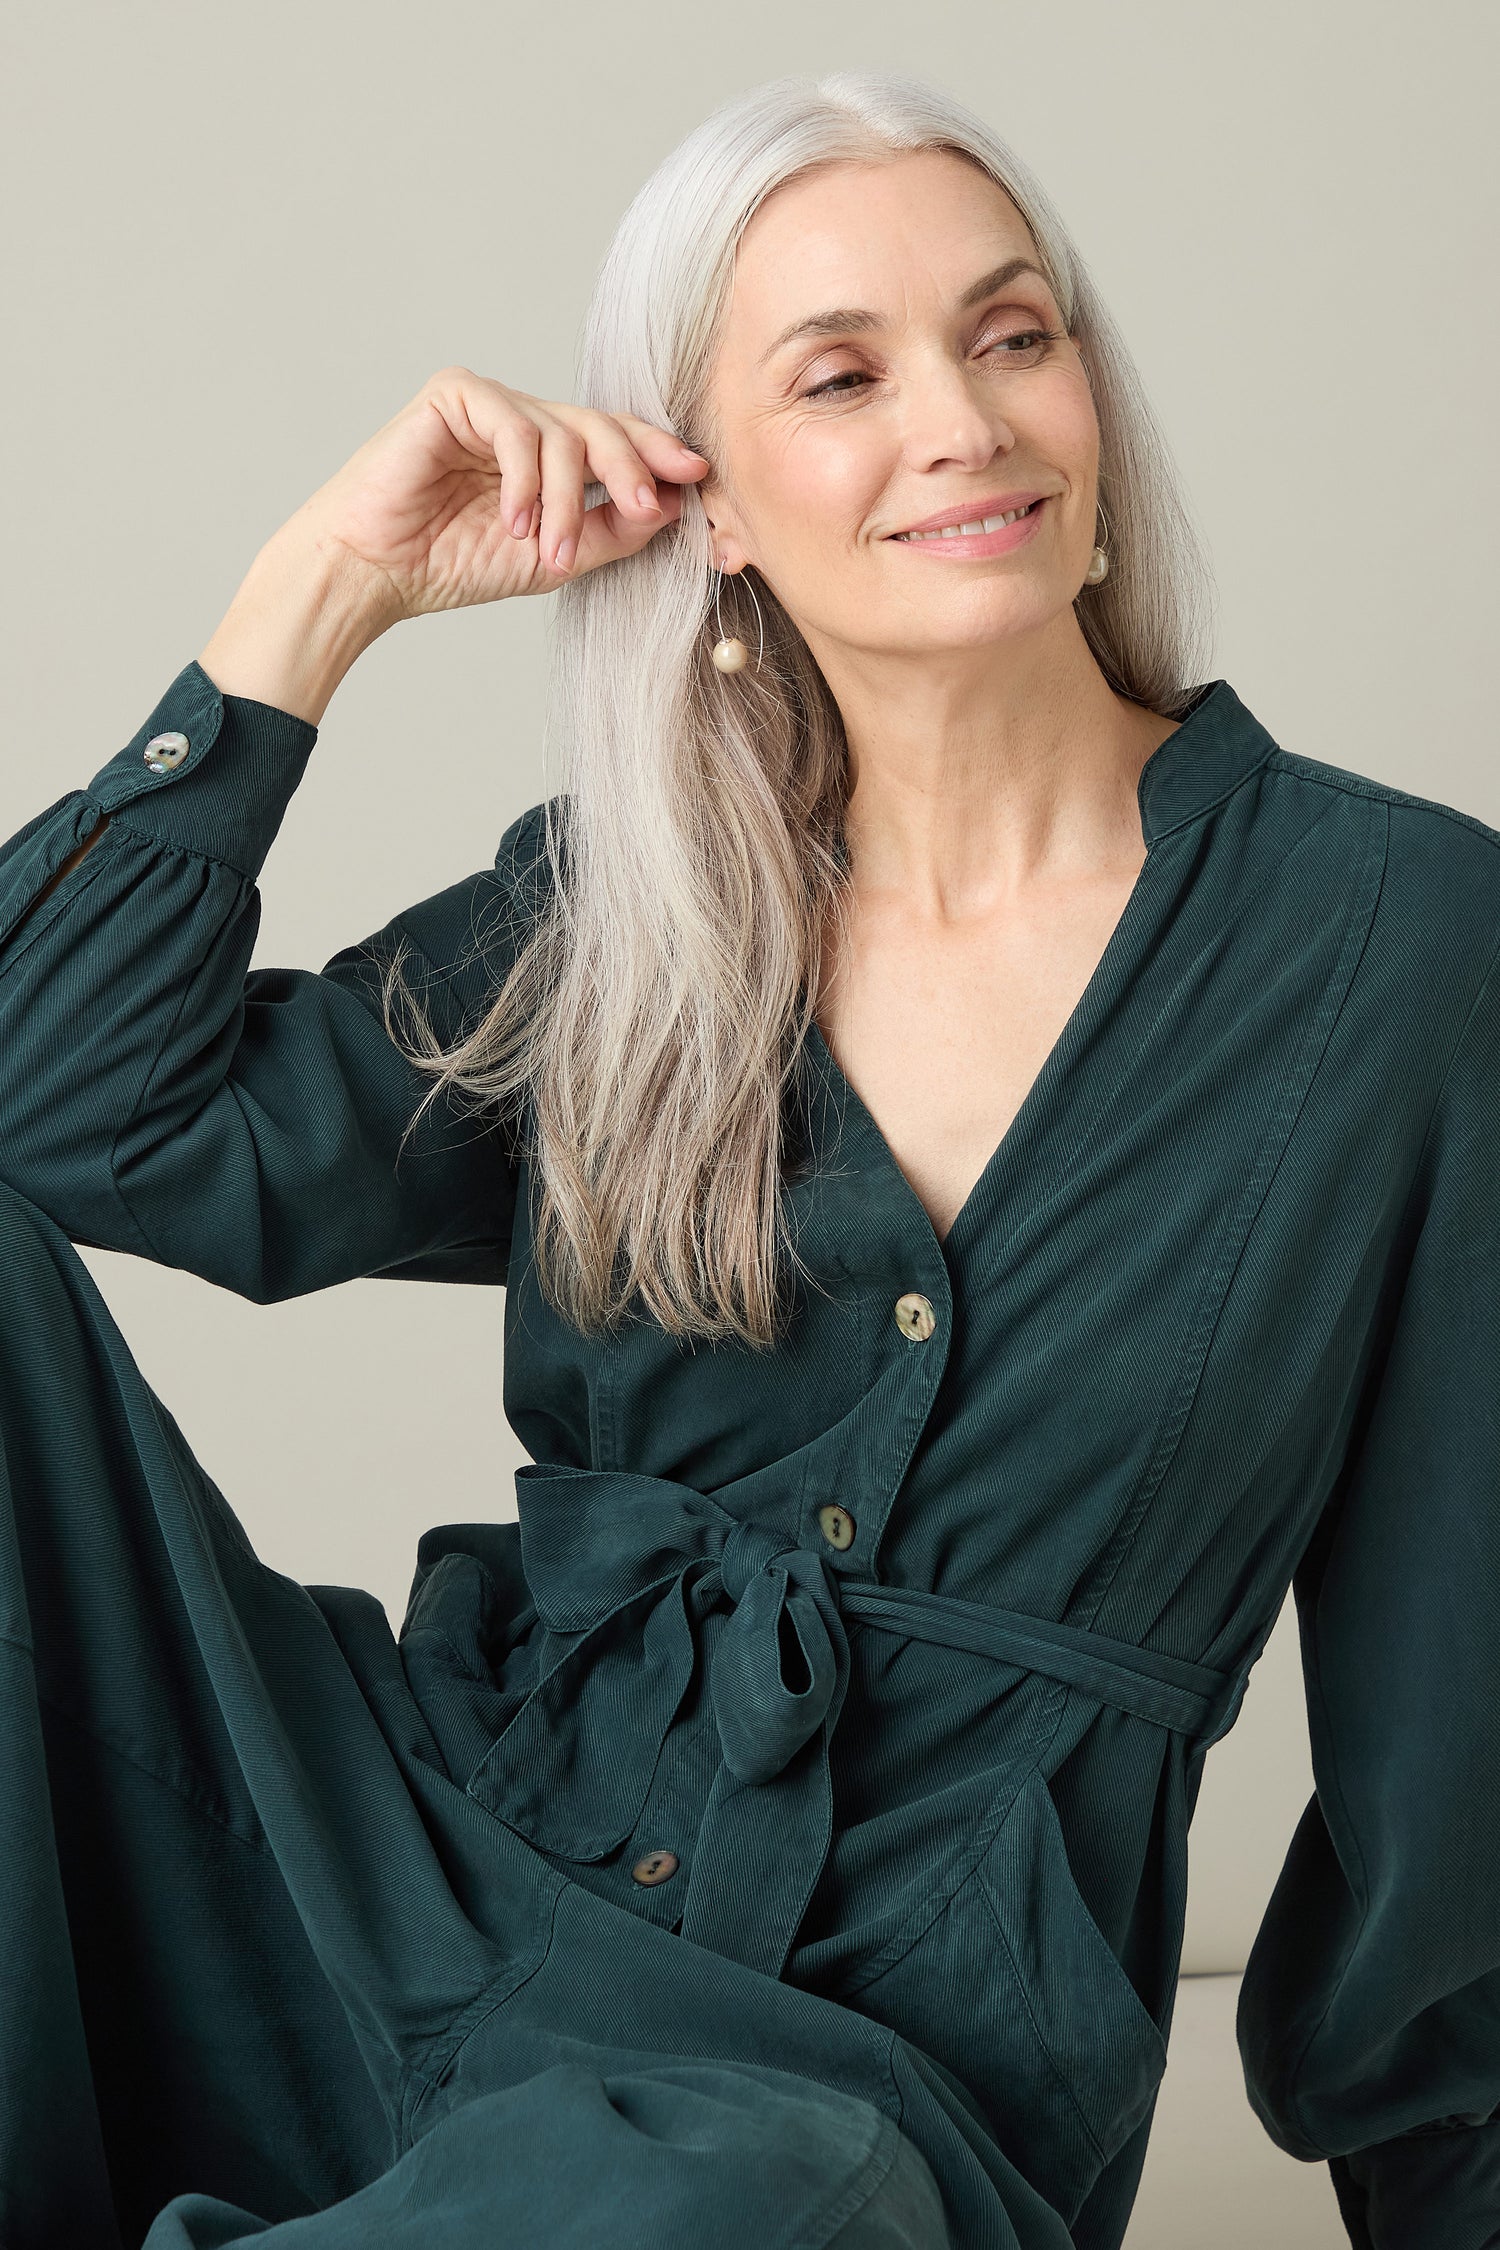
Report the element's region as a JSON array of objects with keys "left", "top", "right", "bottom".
[
  {"left": 631, "top": 1848, "right": 679, "bottom": 1886},
  {"left": 818, "top": 1503, "right": 856, "bottom": 1552},
  {"left": 894, "top": 1291, "right": 936, "bottom": 1342},
  {"left": 143, "top": 730, "right": 190, "bottom": 774}
]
